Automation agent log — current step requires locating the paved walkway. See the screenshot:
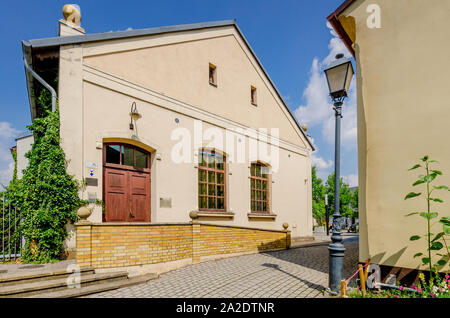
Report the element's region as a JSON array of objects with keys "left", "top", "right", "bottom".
[{"left": 87, "top": 234, "right": 358, "bottom": 298}]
